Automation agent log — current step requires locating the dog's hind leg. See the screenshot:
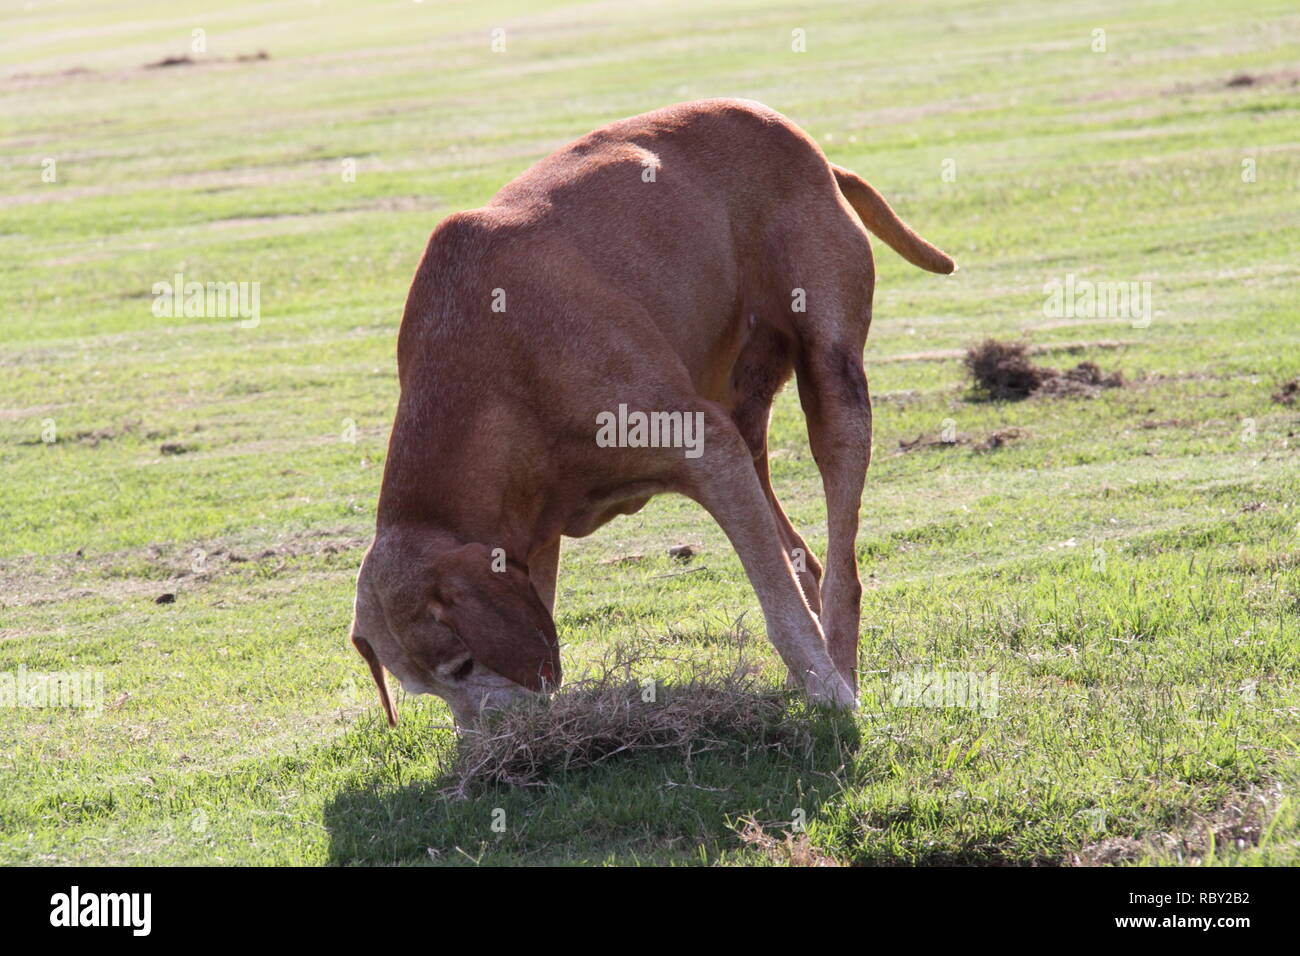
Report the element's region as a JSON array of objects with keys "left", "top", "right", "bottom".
[
  {"left": 676, "top": 402, "right": 853, "bottom": 708},
  {"left": 795, "top": 334, "right": 872, "bottom": 694},
  {"left": 760, "top": 188, "right": 877, "bottom": 693}
]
